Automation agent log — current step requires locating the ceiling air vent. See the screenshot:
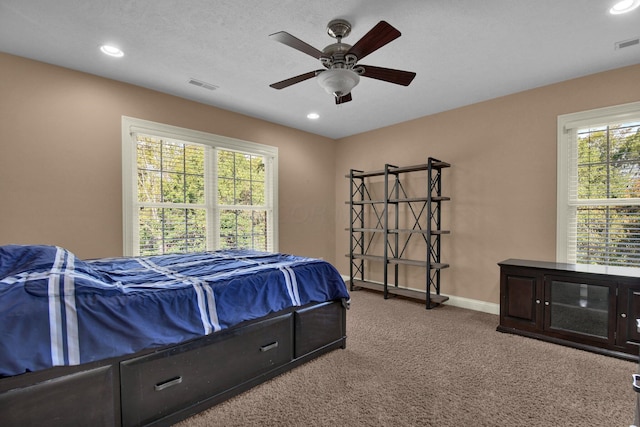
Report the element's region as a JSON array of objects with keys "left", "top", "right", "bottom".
[
  {"left": 188, "top": 78, "right": 218, "bottom": 91},
  {"left": 615, "top": 37, "right": 640, "bottom": 50}
]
